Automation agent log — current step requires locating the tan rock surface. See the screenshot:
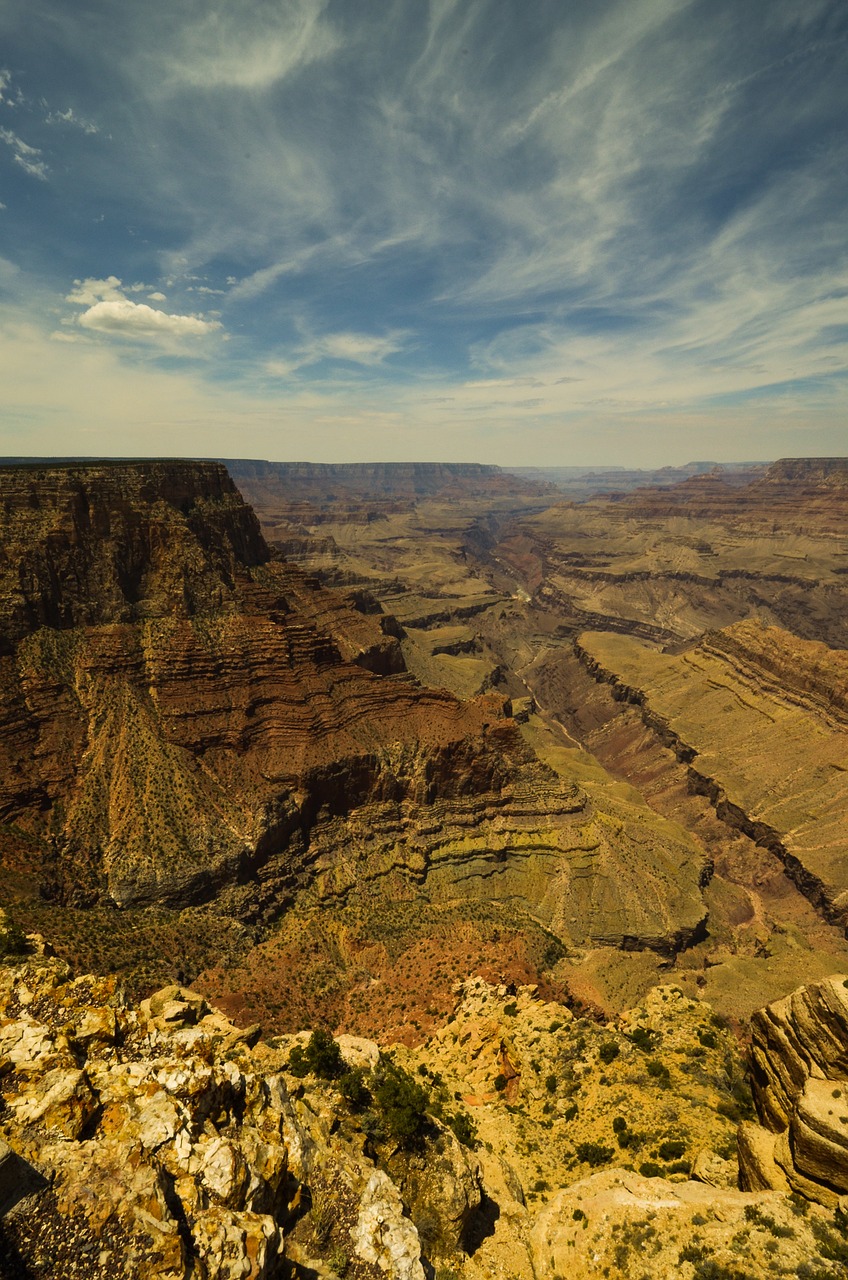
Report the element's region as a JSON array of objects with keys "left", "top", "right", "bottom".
[
  {"left": 530, "top": 1167, "right": 832, "bottom": 1279},
  {"left": 577, "top": 624, "right": 848, "bottom": 934},
  {"left": 740, "top": 975, "right": 848, "bottom": 1207}
]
